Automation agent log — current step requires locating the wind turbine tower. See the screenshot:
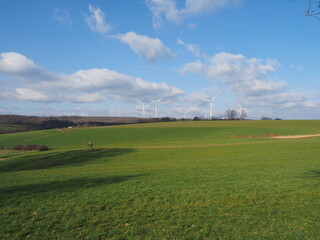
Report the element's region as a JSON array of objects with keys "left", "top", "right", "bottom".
[
  {"left": 139, "top": 101, "right": 148, "bottom": 118},
  {"left": 204, "top": 95, "right": 218, "bottom": 119},
  {"left": 149, "top": 99, "right": 162, "bottom": 118},
  {"left": 110, "top": 106, "right": 114, "bottom": 117}
]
